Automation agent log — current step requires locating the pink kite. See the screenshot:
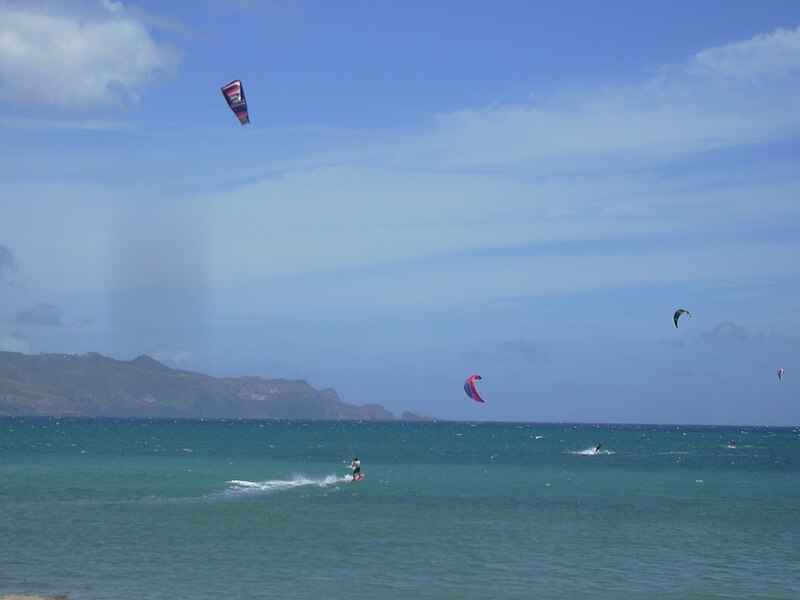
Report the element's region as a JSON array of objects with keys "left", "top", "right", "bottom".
[
  {"left": 221, "top": 80, "right": 250, "bottom": 125},
  {"left": 464, "top": 374, "right": 485, "bottom": 403}
]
